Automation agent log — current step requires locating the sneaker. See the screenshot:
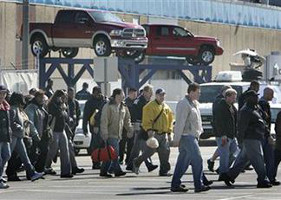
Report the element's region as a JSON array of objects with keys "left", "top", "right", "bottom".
[
  {"left": 147, "top": 165, "right": 158, "bottom": 172},
  {"left": 133, "top": 159, "right": 140, "bottom": 175},
  {"left": 60, "top": 174, "right": 74, "bottom": 178},
  {"left": 0, "top": 182, "right": 9, "bottom": 189},
  {"left": 195, "top": 185, "right": 210, "bottom": 193},
  {"left": 44, "top": 168, "right": 56, "bottom": 175},
  {"left": 171, "top": 185, "right": 189, "bottom": 192},
  {"left": 207, "top": 159, "right": 215, "bottom": 172},
  {"left": 257, "top": 181, "right": 272, "bottom": 188},
  {"left": 31, "top": 172, "right": 44, "bottom": 182},
  {"left": 72, "top": 167, "right": 85, "bottom": 175},
  {"left": 115, "top": 171, "right": 126, "bottom": 177},
  {"left": 99, "top": 173, "right": 112, "bottom": 178}
]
